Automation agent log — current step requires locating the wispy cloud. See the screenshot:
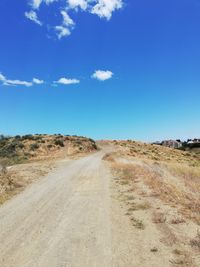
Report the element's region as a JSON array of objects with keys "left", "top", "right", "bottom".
[
  {"left": 30, "top": 0, "right": 57, "bottom": 9},
  {"left": 0, "top": 73, "right": 33, "bottom": 87},
  {"left": 30, "top": 0, "right": 42, "bottom": 9},
  {"left": 25, "top": 0, "right": 124, "bottom": 39},
  {"left": 54, "top": 10, "right": 75, "bottom": 39},
  {"left": 91, "top": 0, "right": 123, "bottom": 20},
  {"left": 45, "top": 0, "right": 58, "bottom": 5},
  {"left": 67, "top": 0, "right": 88, "bottom": 11},
  {"left": 55, "top": 26, "right": 71, "bottom": 39},
  {"left": 33, "top": 78, "right": 44, "bottom": 84},
  {"left": 0, "top": 73, "right": 45, "bottom": 87},
  {"left": 54, "top": 77, "right": 80, "bottom": 85},
  {"left": 61, "top": 10, "right": 75, "bottom": 27},
  {"left": 92, "top": 70, "right": 113, "bottom": 81},
  {"left": 25, "top": 10, "right": 42, "bottom": 25}
]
